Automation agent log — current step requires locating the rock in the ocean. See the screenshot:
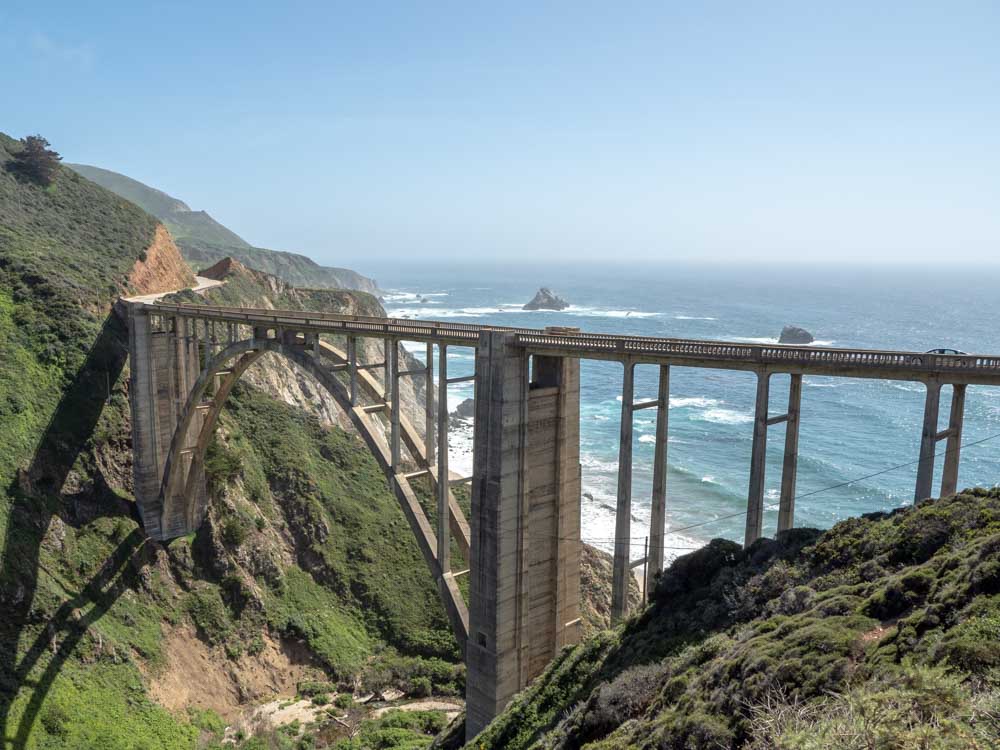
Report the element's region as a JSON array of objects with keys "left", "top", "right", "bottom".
[
  {"left": 778, "top": 325, "right": 815, "bottom": 344},
  {"left": 452, "top": 398, "right": 476, "bottom": 419},
  {"left": 523, "top": 287, "right": 570, "bottom": 311}
]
